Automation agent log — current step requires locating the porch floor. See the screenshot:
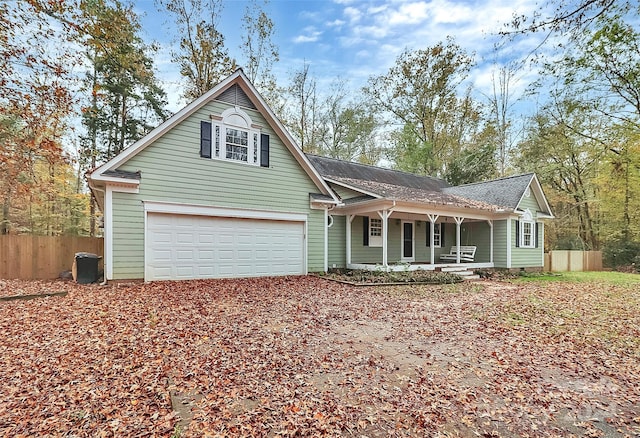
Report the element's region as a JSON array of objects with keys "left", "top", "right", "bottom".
[{"left": 348, "top": 262, "right": 494, "bottom": 272}]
